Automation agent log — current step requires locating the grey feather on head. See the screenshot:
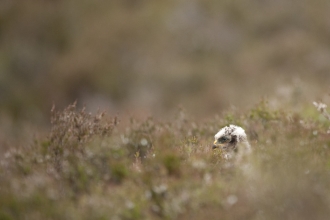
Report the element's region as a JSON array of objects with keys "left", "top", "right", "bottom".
[{"left": 213, "top": 125, "right": 251, "bottom": 158}]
